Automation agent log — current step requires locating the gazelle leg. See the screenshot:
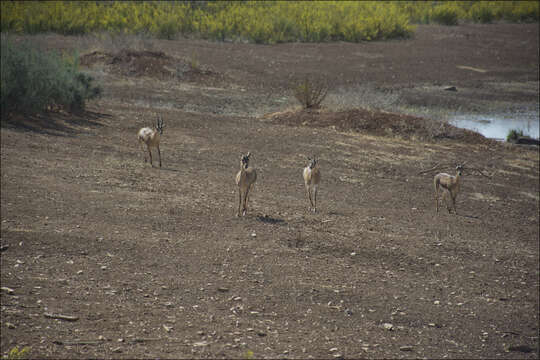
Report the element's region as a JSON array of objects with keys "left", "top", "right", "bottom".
[
  {"left": 140, "top": 141, "right": 148, "bottom": 163},
  {"left": 148, "top": 147, "right": 153, "bottom": 167},
  {"left": 157, "top": 145, "right": 162, "bottom": 168},
  {"left": 452, "top": 194, "right": 458, "bottom": 215},
  {"left": 237, "top": 188, "right": 242, "bottom": 217},
  {"left": 444, "top": 191, "right": 452, "bottom": 213},
  {"left": 313, "top": 185, "right": 317, "bottom": 213},
  {"left": 243, "top": 184, "right": 253, "bottom": 216},
  {"left": 308, "top": 186, "right": 315, "bottom": 211}
]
